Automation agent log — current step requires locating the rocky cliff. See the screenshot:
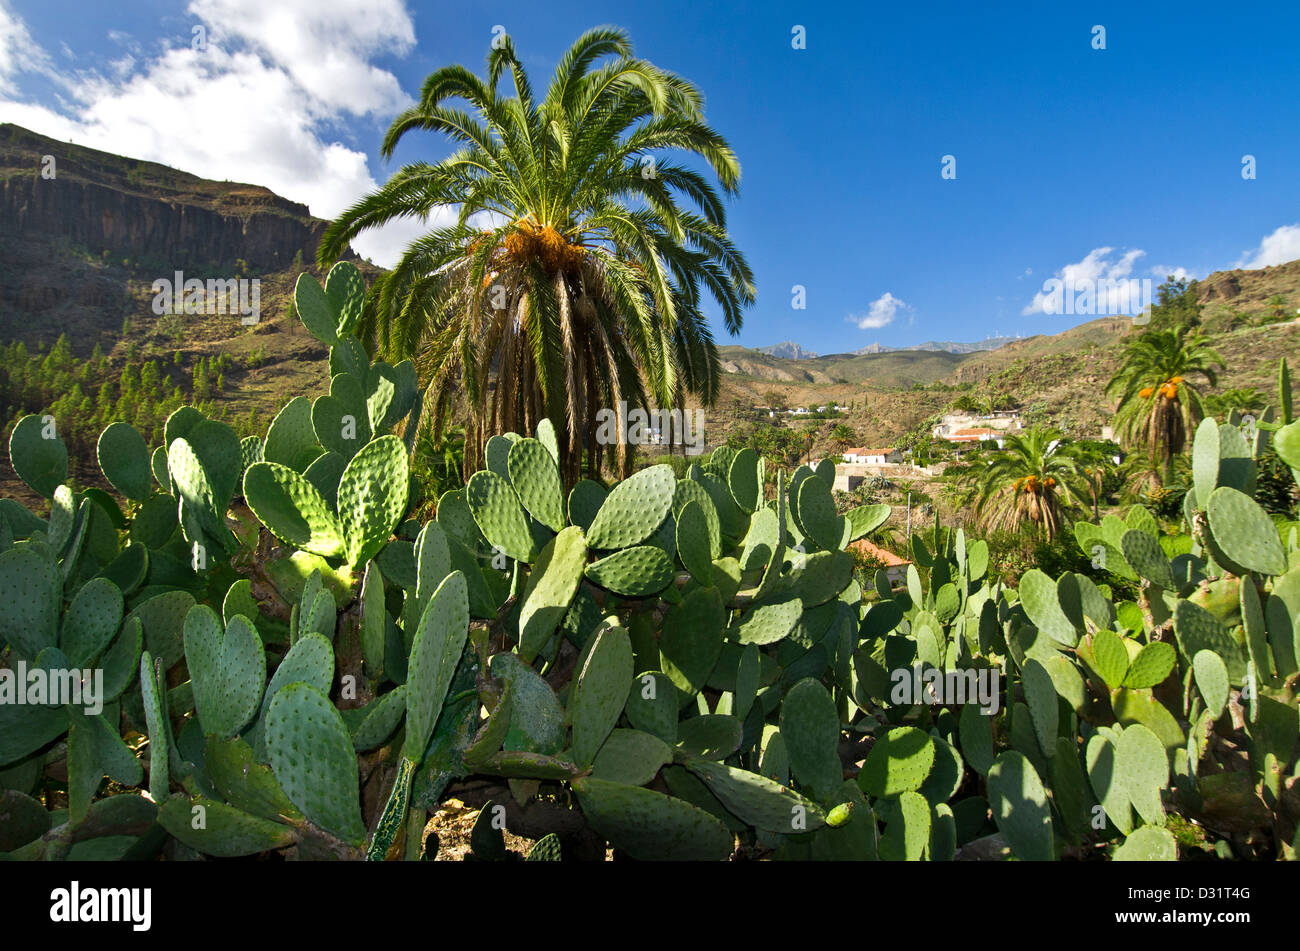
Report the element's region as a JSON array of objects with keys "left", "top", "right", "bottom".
[{"left": 0, "top": 123, "right": 332, "bottom": 271}]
